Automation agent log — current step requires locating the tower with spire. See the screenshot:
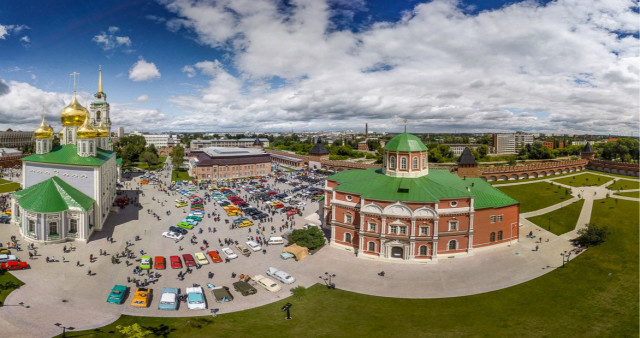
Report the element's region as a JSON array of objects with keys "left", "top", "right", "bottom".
[{"left": 89, "top": 66, "right": 112, "bottom": 150}]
